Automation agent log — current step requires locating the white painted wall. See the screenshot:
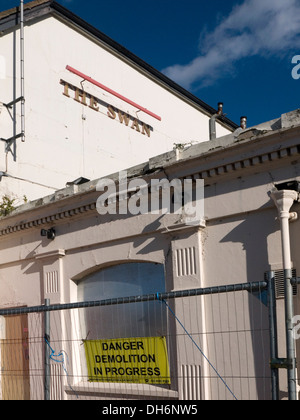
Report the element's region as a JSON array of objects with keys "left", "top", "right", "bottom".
[{"left": 0, "top": 15, "right": 231, "bottom": 202}]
